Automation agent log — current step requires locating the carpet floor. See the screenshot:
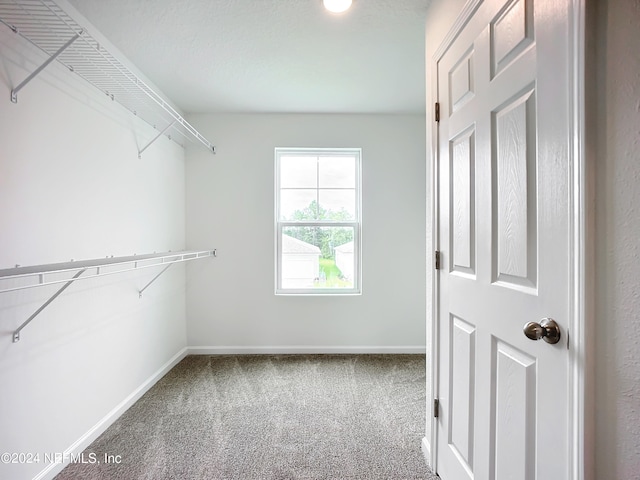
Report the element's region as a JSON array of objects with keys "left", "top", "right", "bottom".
[{"left": 55, "top": 354, "right": 436, "bottom": 480}]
